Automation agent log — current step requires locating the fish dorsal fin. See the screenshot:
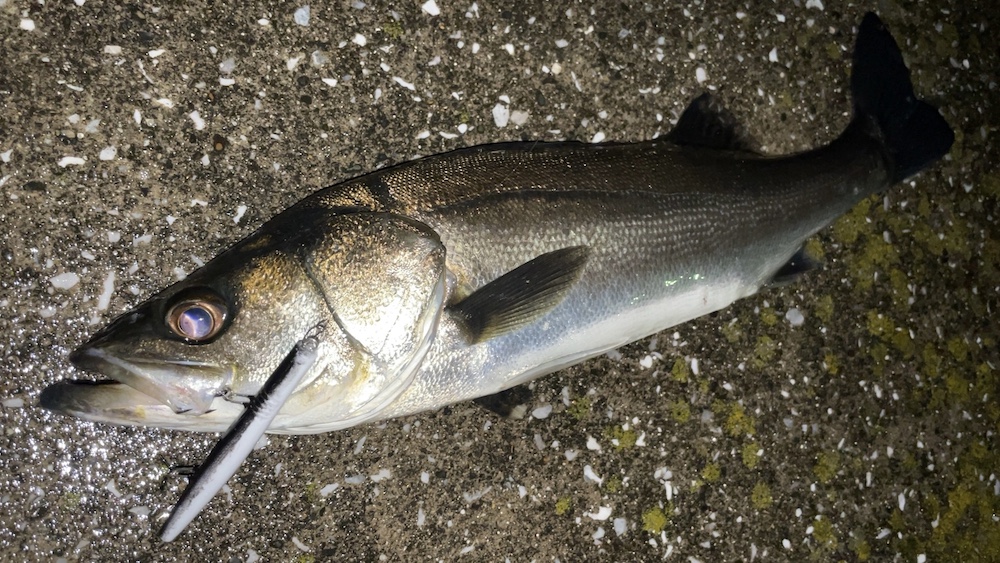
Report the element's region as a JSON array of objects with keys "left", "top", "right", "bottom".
[
  {"left": 451, "top": 246, "right": 591, "bottom": 343},
  {"left": 765, "top": 246, "right": 821, "bottom": 288},
  {"left": 666, "top": 93, "right": 758, "bottom": 152}
]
